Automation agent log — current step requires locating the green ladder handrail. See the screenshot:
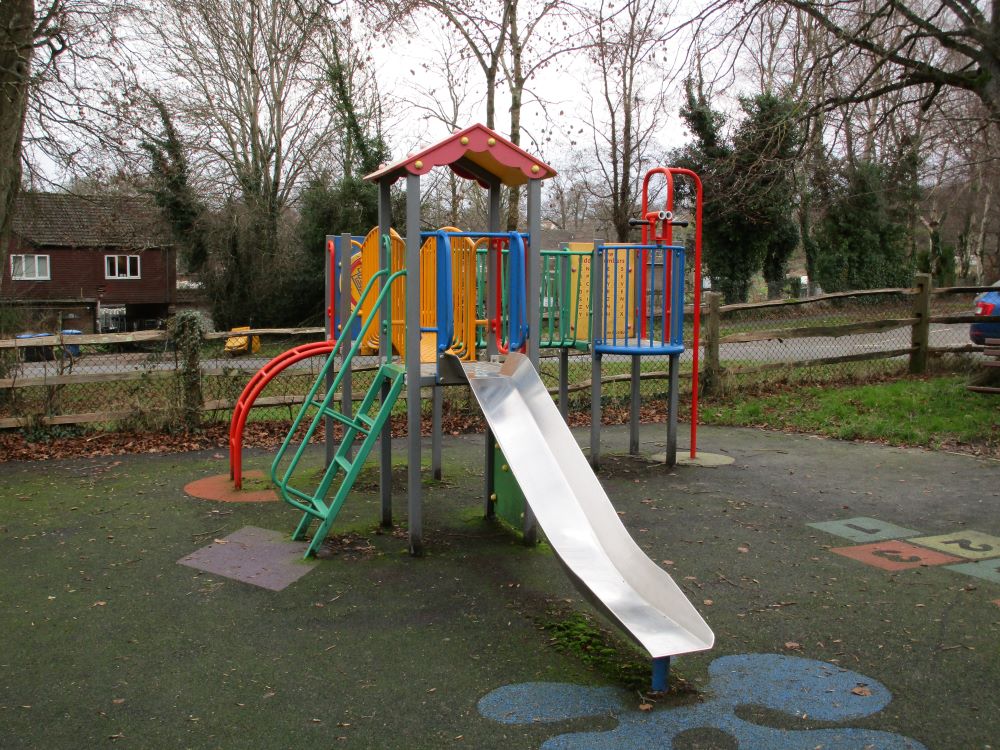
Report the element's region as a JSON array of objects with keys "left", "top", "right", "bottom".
[
  {"left": 270, "top": 262, "right": 407, "bottom": 507},
  {"left": 286, "top": 361, "right": 405, "bottom": 557}
]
